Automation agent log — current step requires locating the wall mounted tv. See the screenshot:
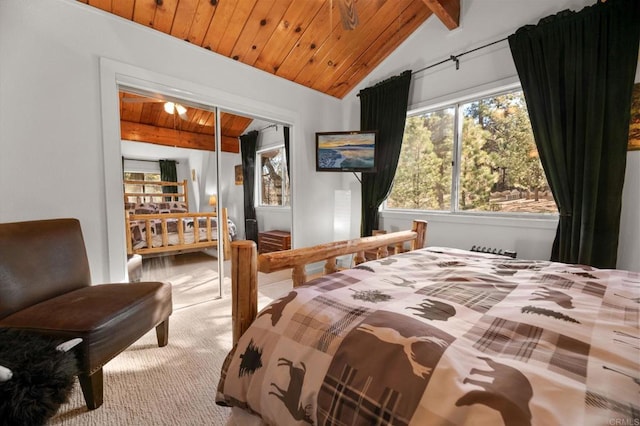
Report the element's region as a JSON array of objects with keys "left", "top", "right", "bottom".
[{"left": 316, "top": 130, "right": 378, "bottom": 172}]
